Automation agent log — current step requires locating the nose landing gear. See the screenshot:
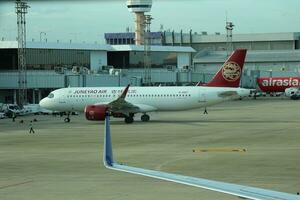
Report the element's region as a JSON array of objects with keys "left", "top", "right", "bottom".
[{"left": 64, "top": 112, "right": 71, "bottom": 123}]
